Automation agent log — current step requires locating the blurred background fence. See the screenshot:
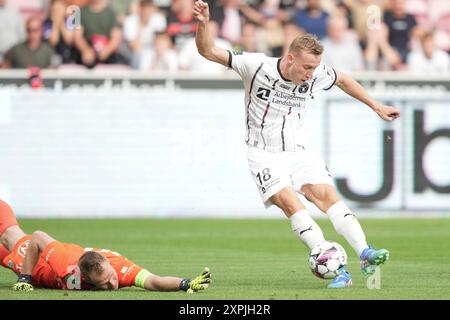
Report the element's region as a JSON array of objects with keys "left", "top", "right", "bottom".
[{"left": 0, "top": 71, "right": 448, "bottom": 218}]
